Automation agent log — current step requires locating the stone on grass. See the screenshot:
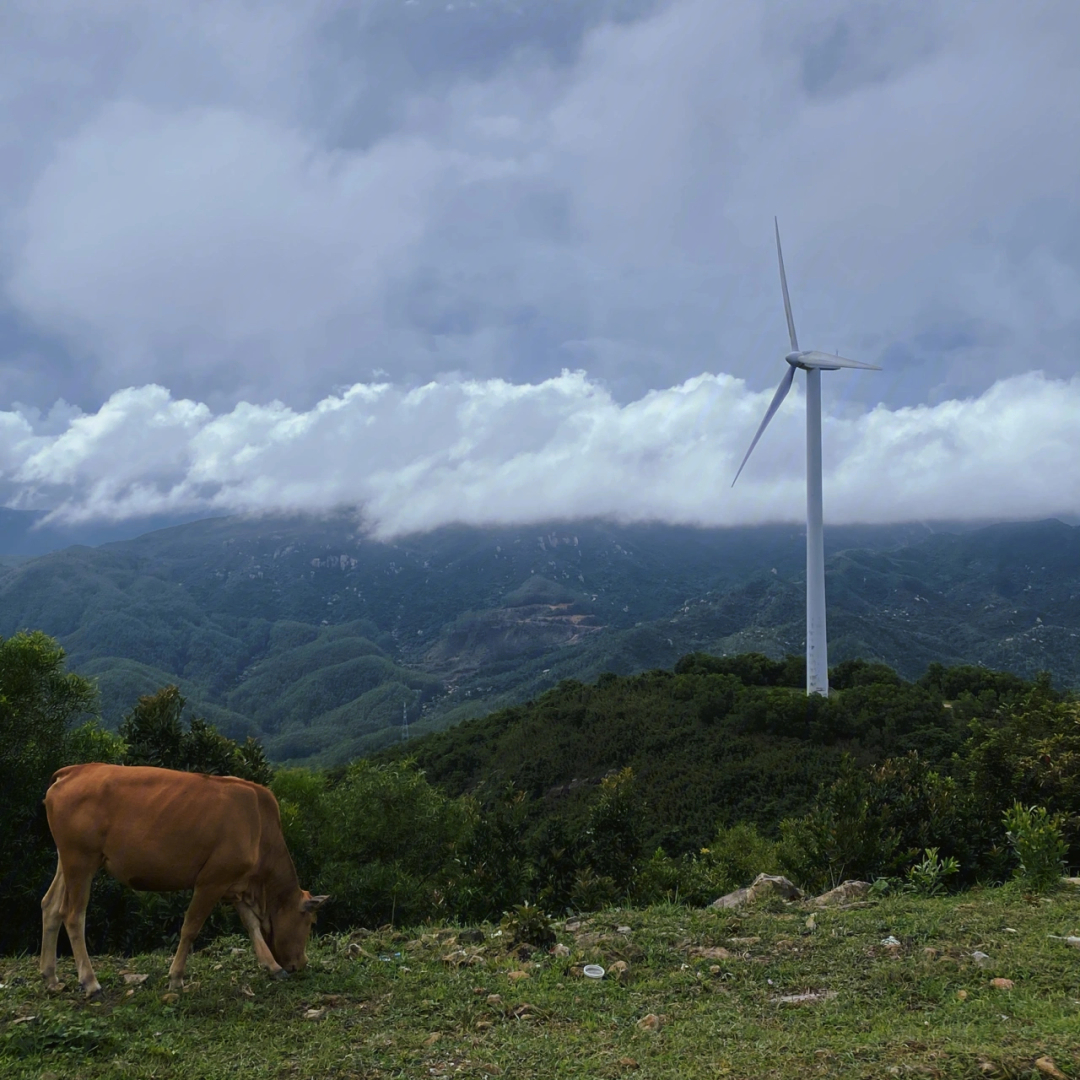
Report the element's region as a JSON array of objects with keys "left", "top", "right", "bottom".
[
  {"left": 990, "top": 977, "right": 1014, "bottom": 990},
  {"left": 808, "top": 880, "right": 871, "bottom": 907},
  {"left": 636, "top": 1013, "right": 662, "bottom": 1032},
  {"left": 709, "top": 874, "right": 803, "bottom": 909},
  {"left": 1035, "top": 1057, "right": 1068, "bottom": 1080}
]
